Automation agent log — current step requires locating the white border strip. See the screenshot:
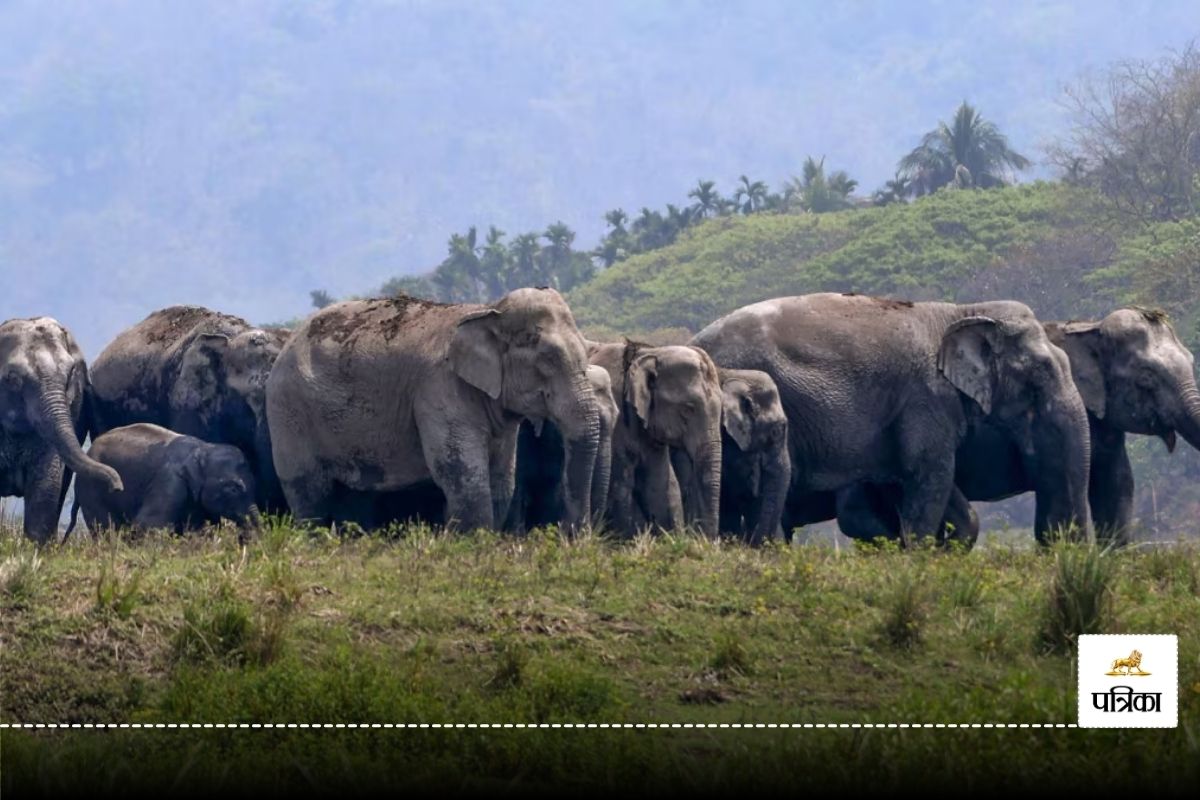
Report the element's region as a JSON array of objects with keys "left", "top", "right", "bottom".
[{"left": 1, "top": 722, "right": 1077, "bottom": 729}]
